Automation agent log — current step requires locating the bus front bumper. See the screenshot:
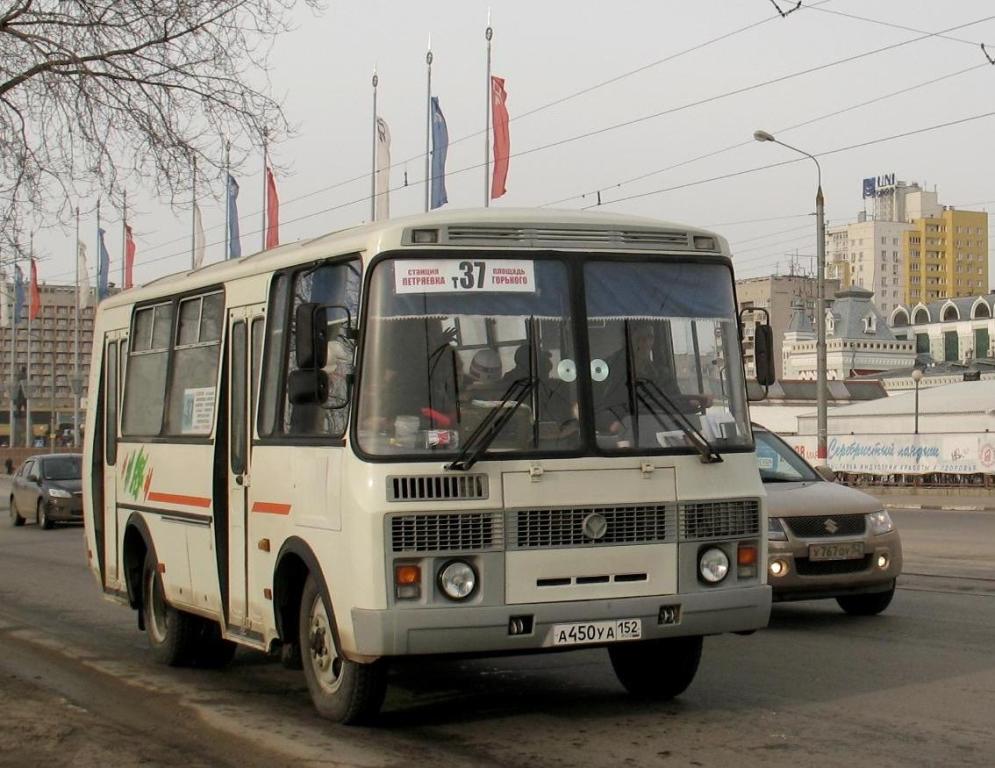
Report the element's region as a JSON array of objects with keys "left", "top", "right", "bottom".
[{"left": 350, "top": 585, "right": 771, "bottom": 657}]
